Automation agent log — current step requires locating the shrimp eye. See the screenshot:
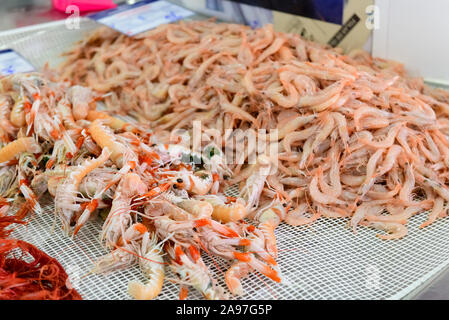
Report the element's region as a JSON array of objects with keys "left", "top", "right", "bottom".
[
  {"left": 282, "top": 203, "right": 287, "bottom": 207},
  {"left": 151, "top": 144, "right": 156, "bottom": 147},
  {"left": 173, "top": 184, "right": 178, "bottom": 189},
  {"left": 176, "top": 178, "right": 183, "bottom": 183}
]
